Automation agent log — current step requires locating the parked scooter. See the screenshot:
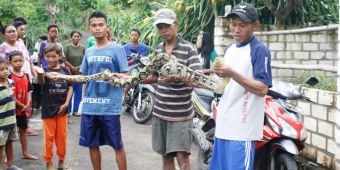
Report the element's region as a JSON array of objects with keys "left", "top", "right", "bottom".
[
  {"left": 255, "top": 76, "right": 318, "bottom": 170},
  {"left": 123, "top": 52, "right": 155, "bottom": 124},
  {"left": 193, "top": 77, "right": 318, "bottom": 170}
]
